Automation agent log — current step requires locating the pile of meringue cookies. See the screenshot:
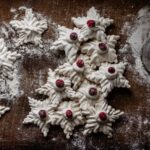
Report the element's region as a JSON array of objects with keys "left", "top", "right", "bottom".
[{"left": 0, "top": 7, "right": 131, "bottom": 139}]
